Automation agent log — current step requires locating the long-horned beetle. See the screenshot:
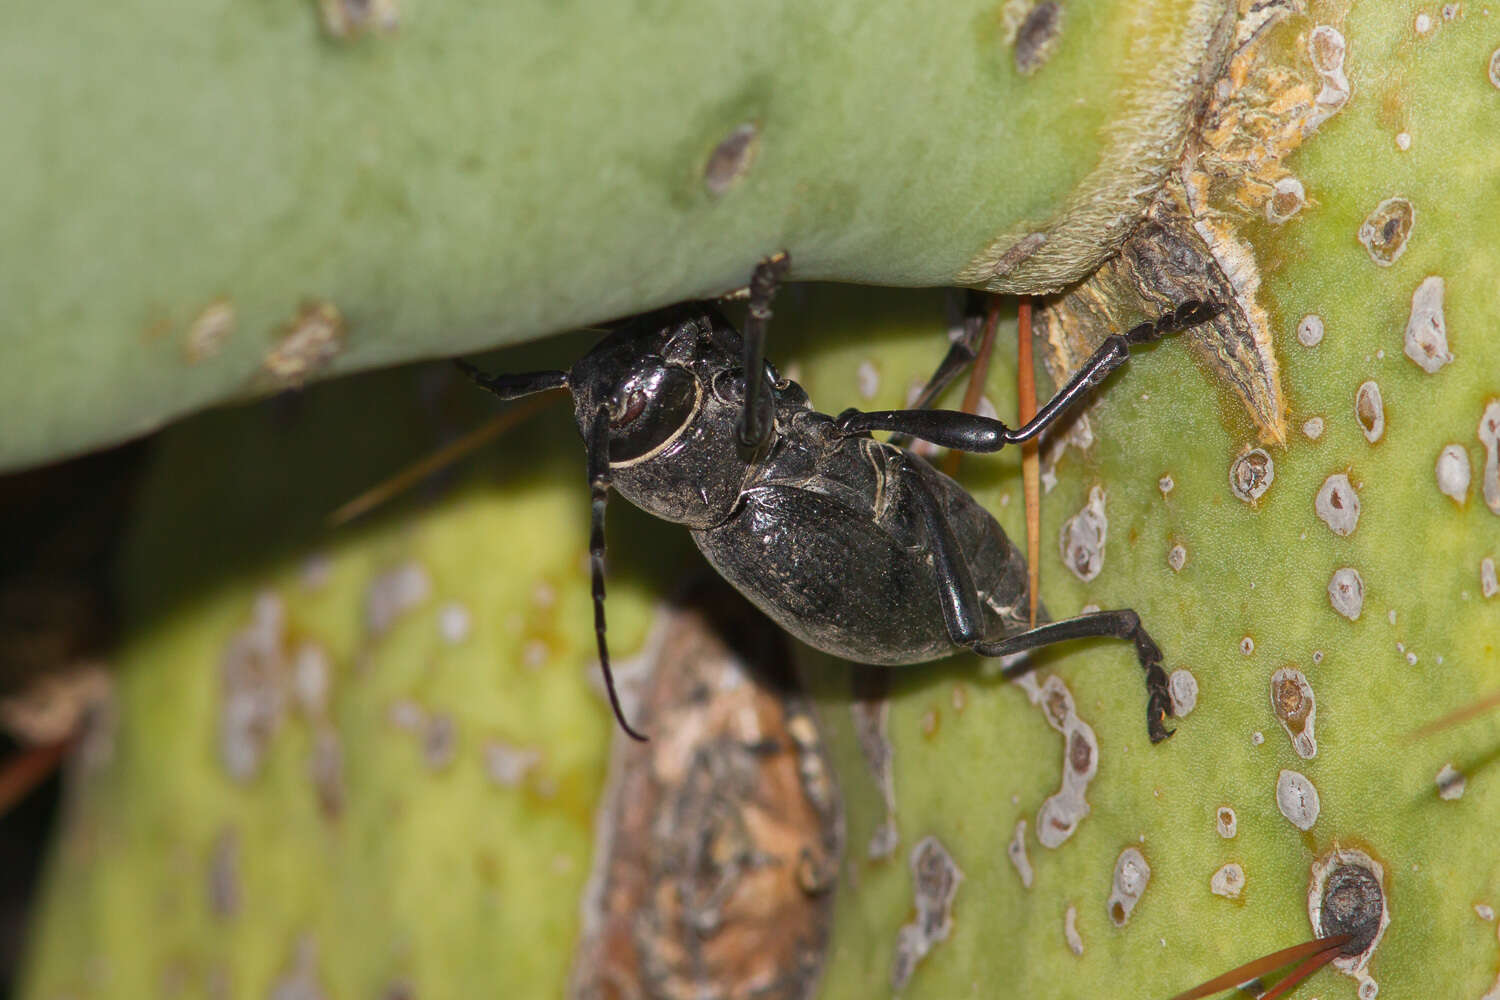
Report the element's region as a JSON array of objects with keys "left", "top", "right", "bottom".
[{"left": 462, "top": 255, "right": 1217, "bottom": 742}]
